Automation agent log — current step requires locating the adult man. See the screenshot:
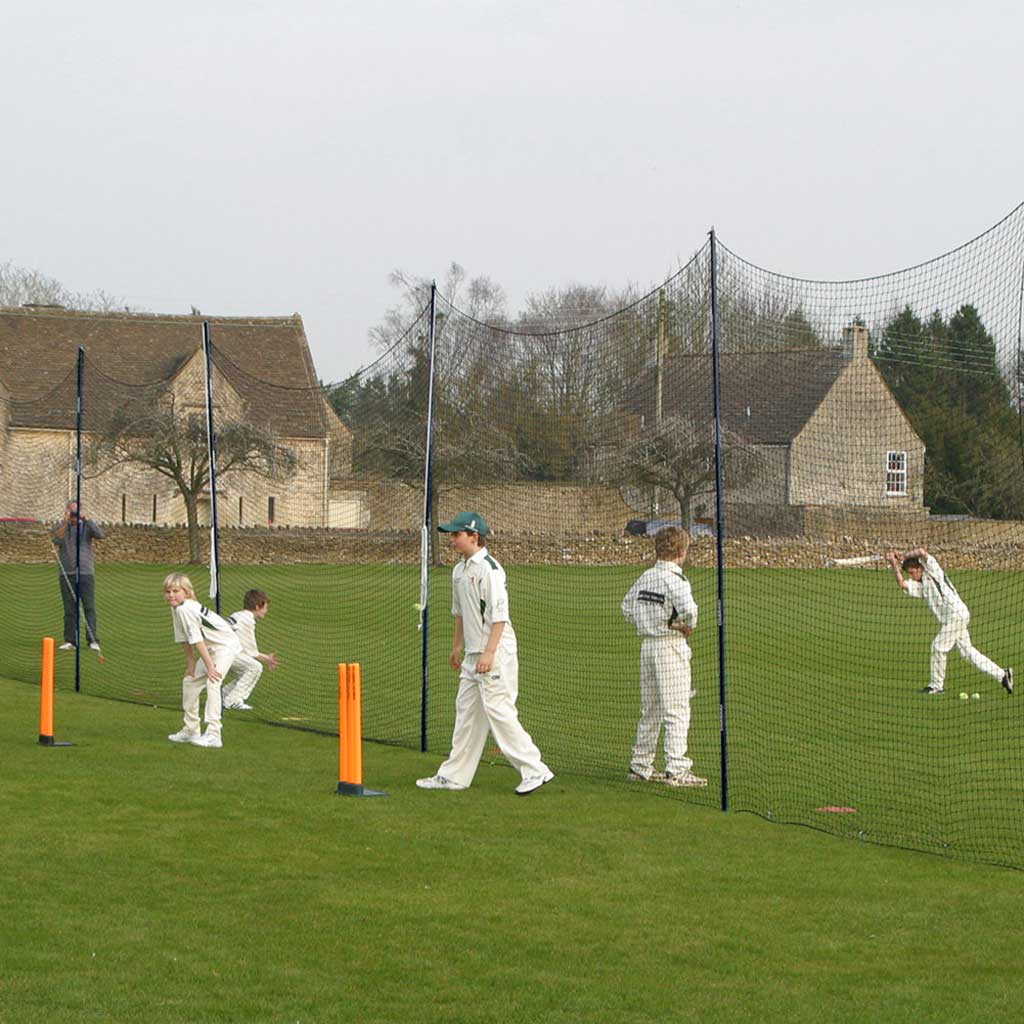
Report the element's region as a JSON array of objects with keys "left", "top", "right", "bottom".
[{"left": 53, "top": 500, "right": 104, "bottom": 651}]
